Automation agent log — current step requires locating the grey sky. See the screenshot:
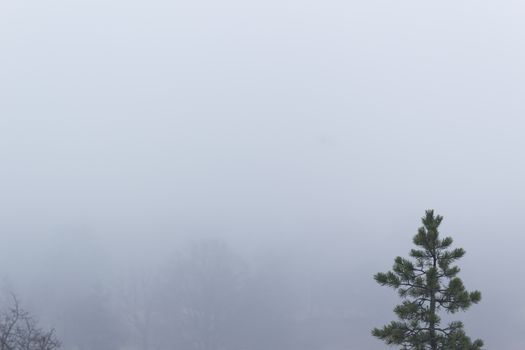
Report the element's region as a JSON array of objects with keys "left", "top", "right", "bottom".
[{"left": 1, "top": 0, "right": 524, "bottom": 348}]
